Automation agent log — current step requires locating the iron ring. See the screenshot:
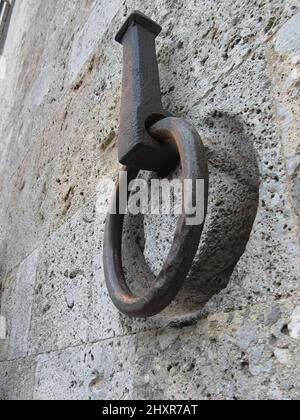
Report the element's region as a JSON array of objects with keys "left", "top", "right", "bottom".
[{"left": 103, "top": 117, "right": 209, "bottom": 317}]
